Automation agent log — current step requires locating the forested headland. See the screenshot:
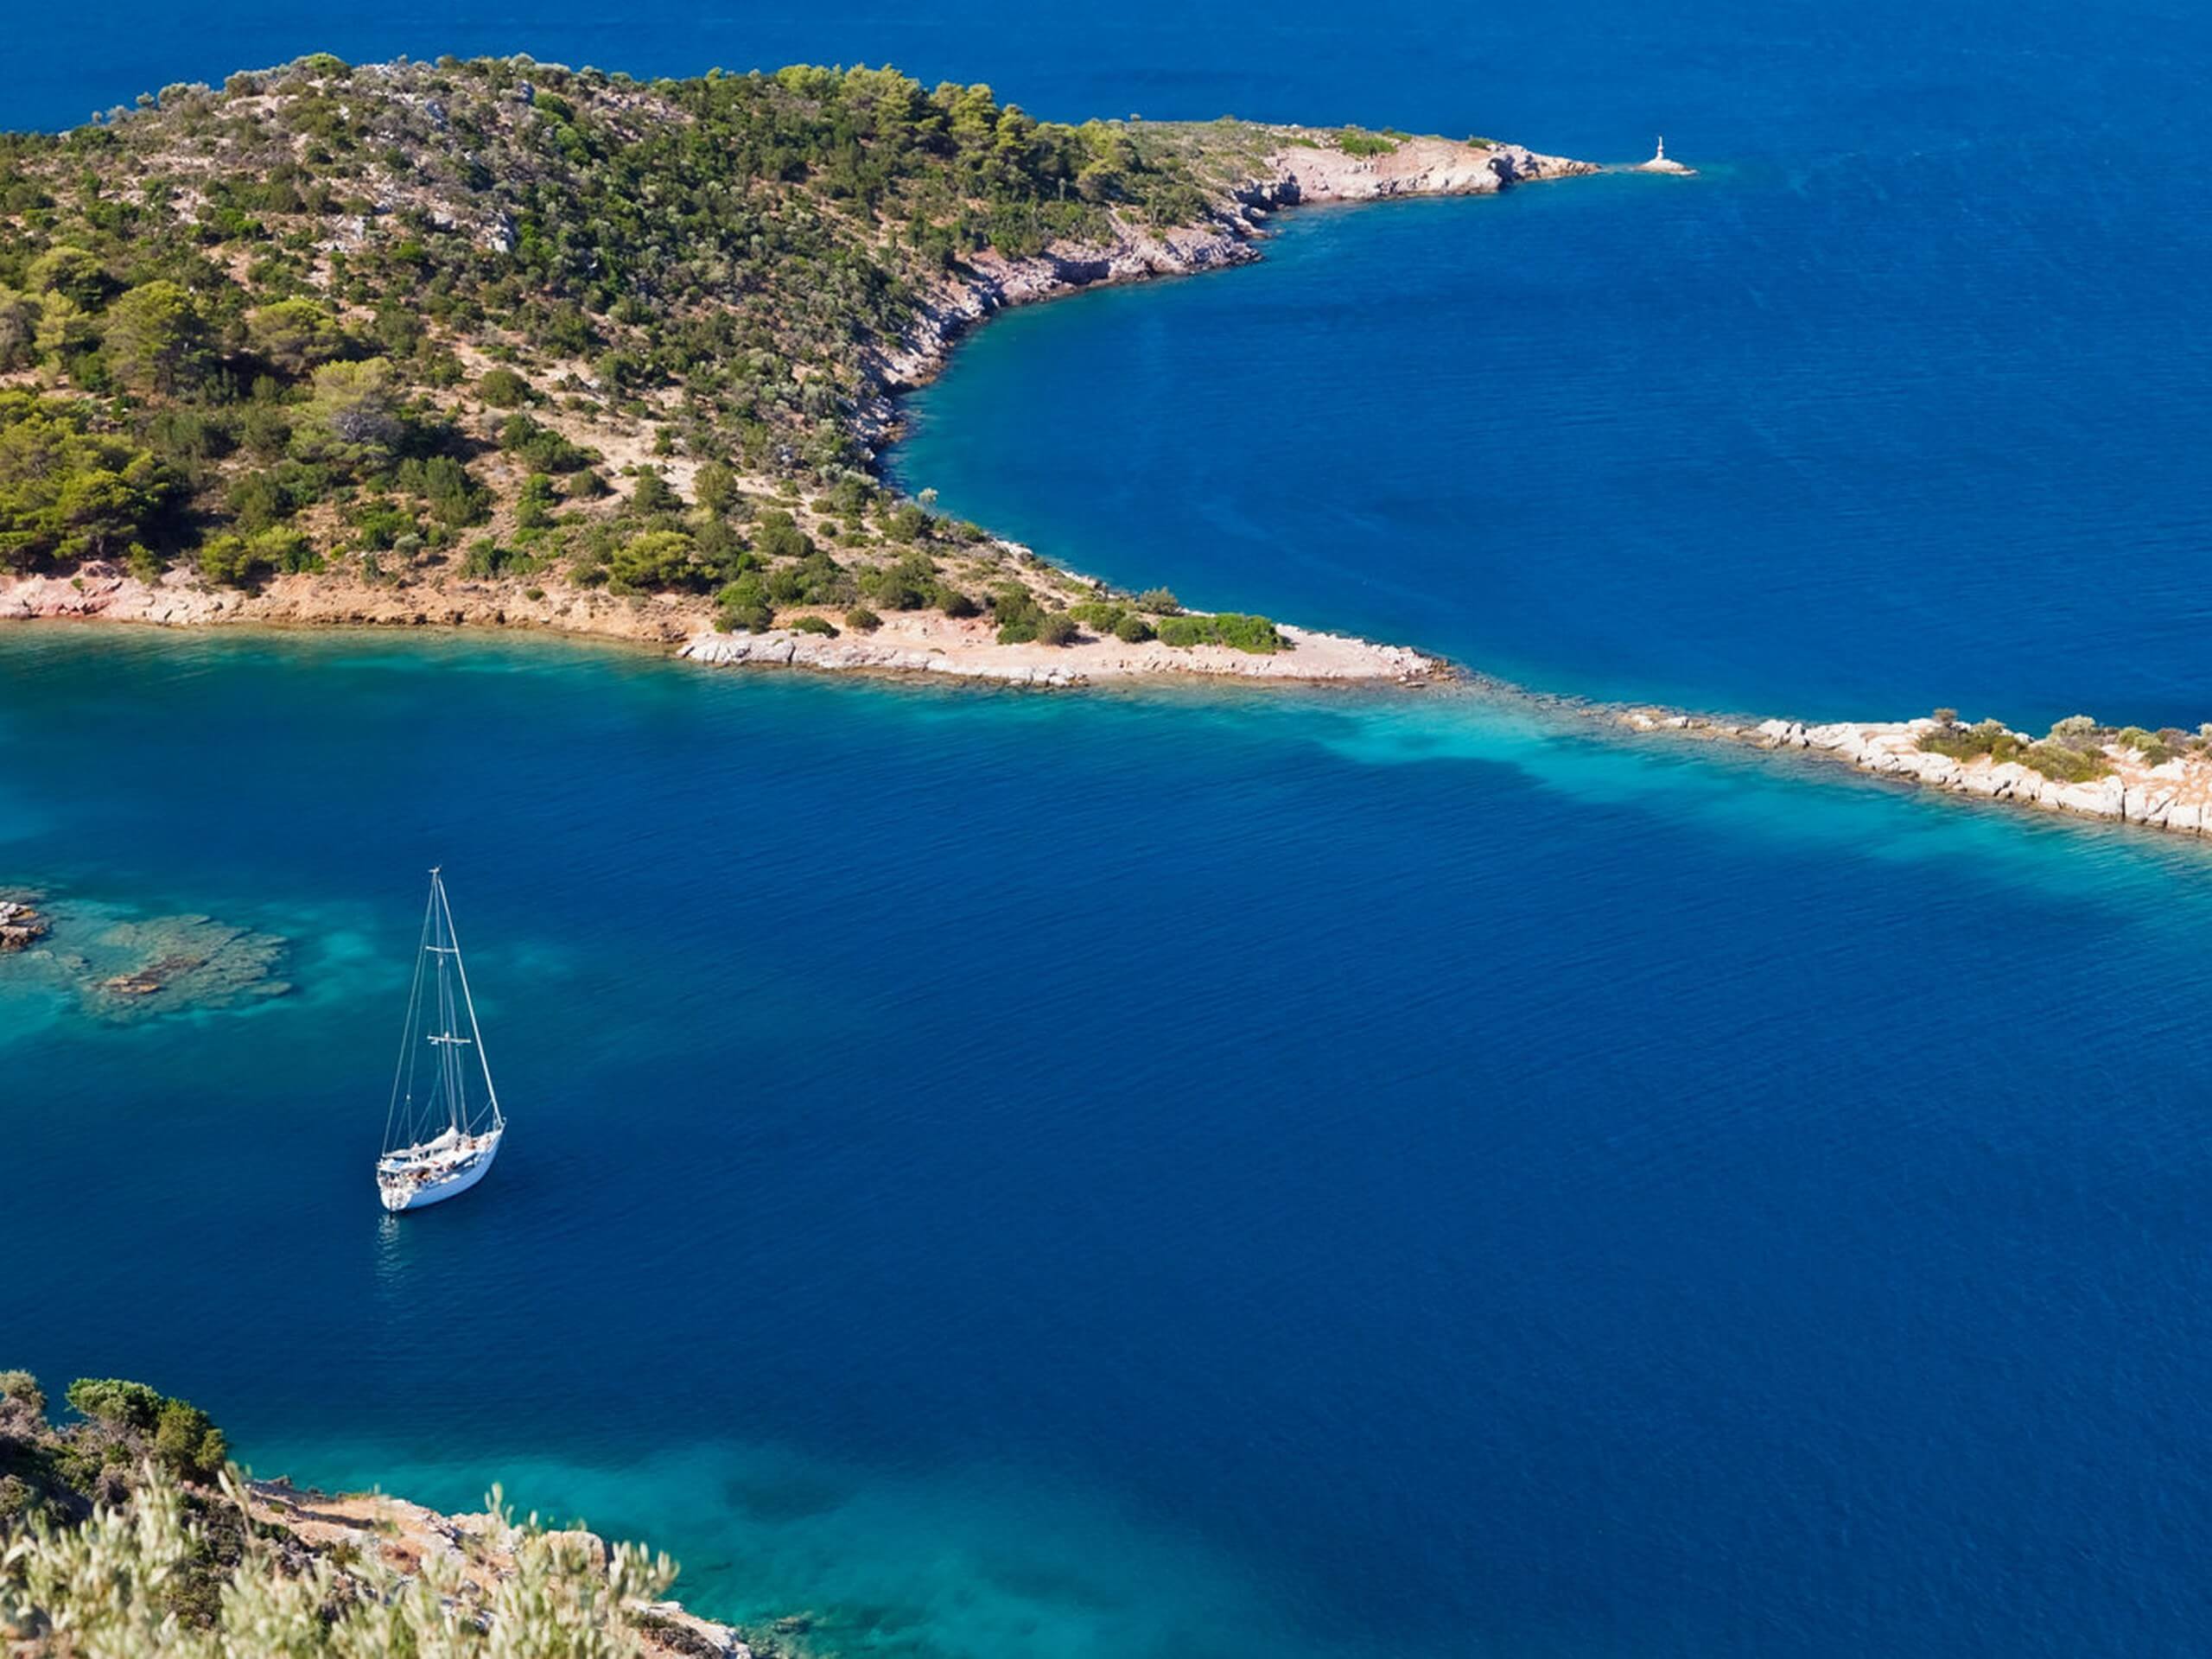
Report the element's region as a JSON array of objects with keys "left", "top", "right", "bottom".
[{"left": 0, "top": 56, "right": 1428, "bottom": 650}]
